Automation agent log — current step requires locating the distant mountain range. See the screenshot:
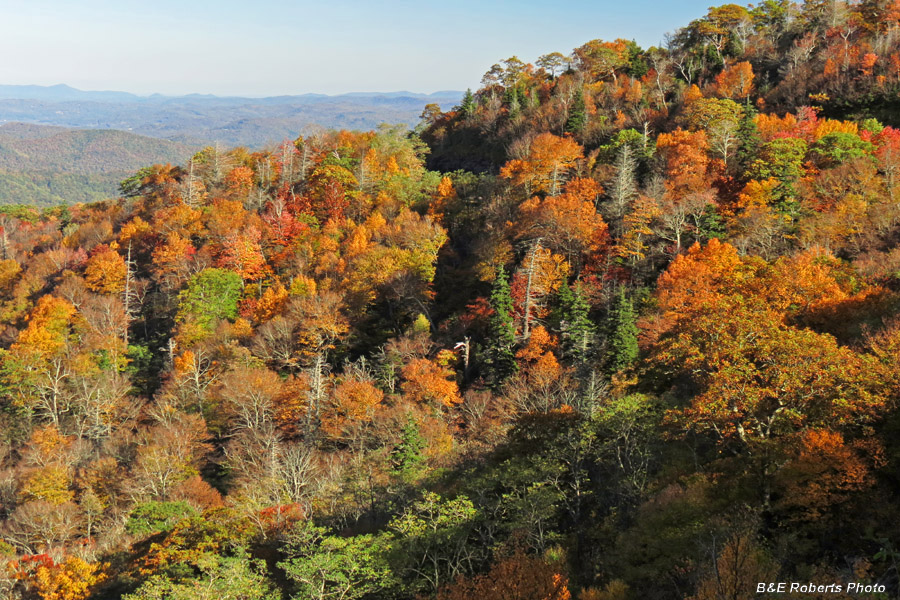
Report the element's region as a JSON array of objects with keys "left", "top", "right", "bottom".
[
  {"left": 0, "top": 84, "right": 465, "bottom": 147},
  {"left": 0, "top": 84, "right": 464, "bottom": 206},
  {"left": 0, "top": 123, "right": 194, "bottom": 206}
]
